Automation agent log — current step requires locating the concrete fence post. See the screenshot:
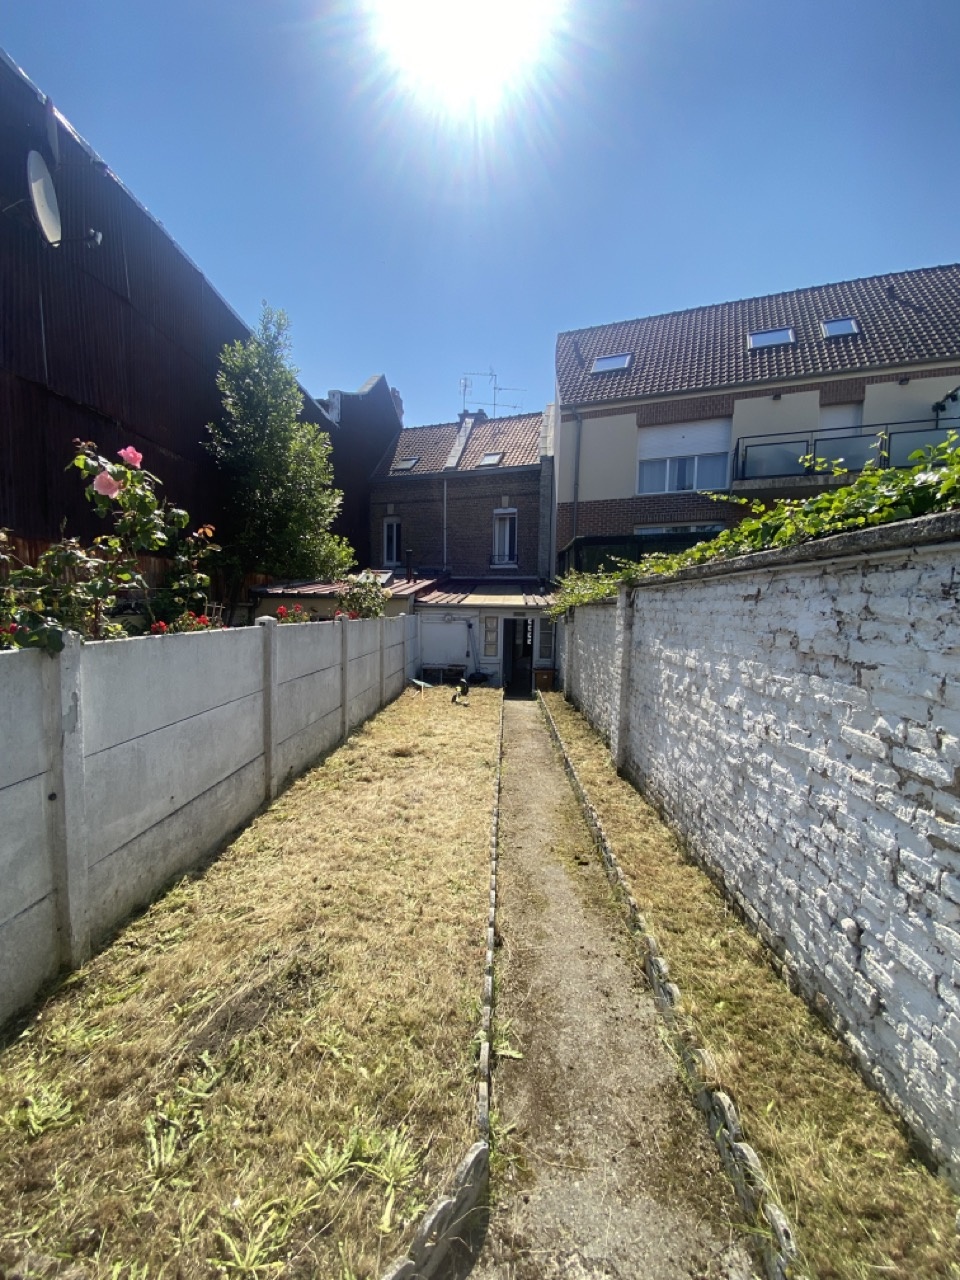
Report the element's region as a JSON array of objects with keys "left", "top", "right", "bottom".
[
  {"left": 45, "top": 633, "right": 91, "bottom": 968},
  {"left": 562, "top": 612, "right": 574, "bottom": 697},
  {"left": 258, "top": 616, "right": 279, "bottom": 801},
  {"left": 340, "top": 619, "right": 350, "bottom": 741},
  {"left": 613, "top": 587, "right": 635, "bottom": 772},
  {"left": 379, "top": 616, "right": 386, "bottom": 708}
]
